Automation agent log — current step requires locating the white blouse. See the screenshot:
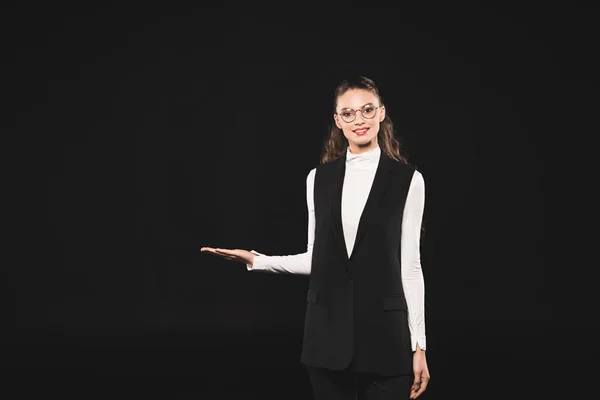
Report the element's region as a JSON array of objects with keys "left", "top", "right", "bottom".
[{"left": 247, "top": 145, "right": 427, "bottom": 351}]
